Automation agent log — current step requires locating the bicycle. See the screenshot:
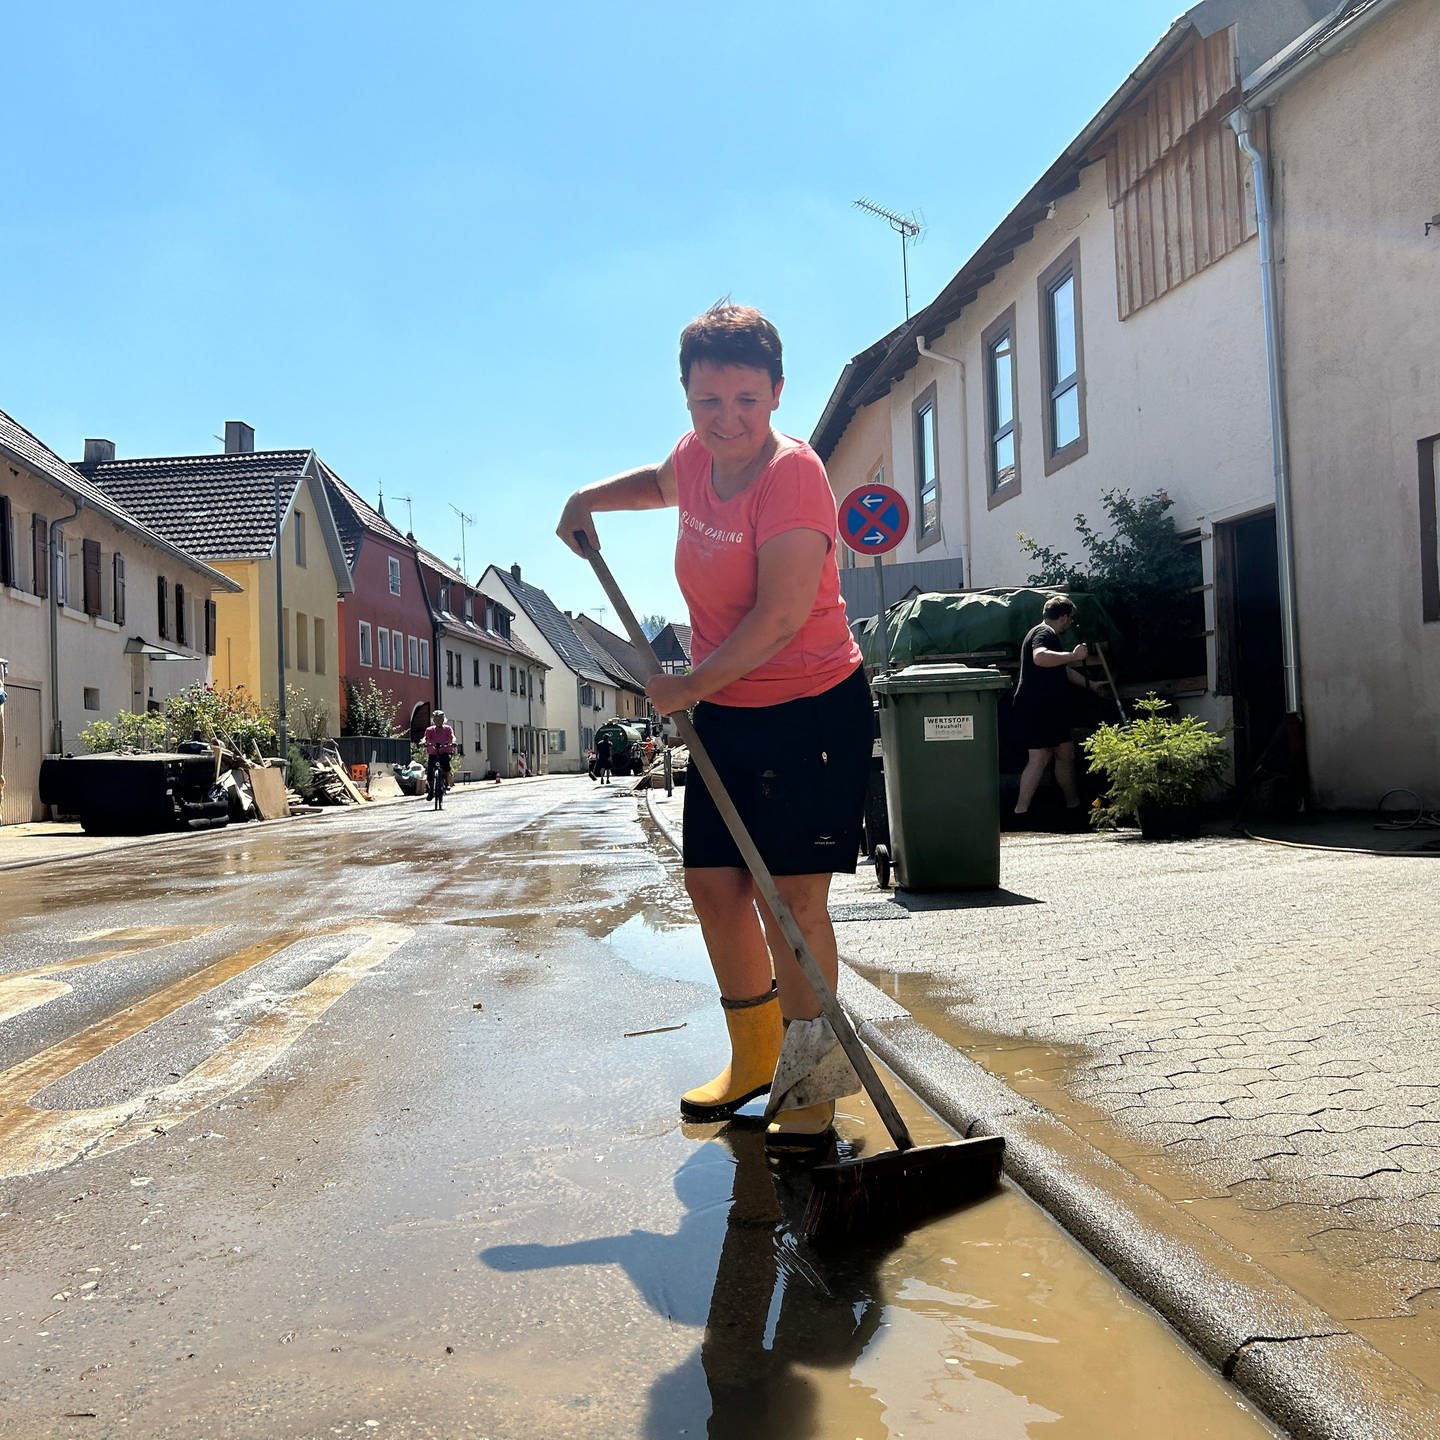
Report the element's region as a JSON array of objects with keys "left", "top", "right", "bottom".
[{"left": 429, "top": 755, "right": 452, "bottom": 812}]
